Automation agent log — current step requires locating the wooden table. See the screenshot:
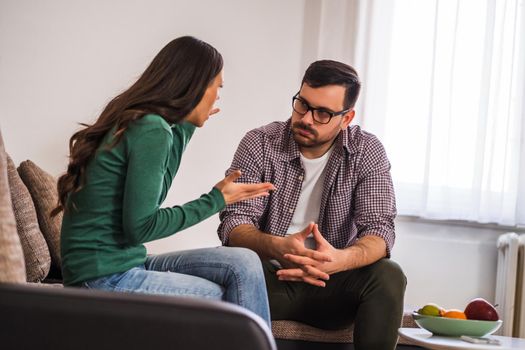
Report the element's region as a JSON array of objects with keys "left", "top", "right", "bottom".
[{"left": 398, "top": 328, "right": 525, "bottom": 350}]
